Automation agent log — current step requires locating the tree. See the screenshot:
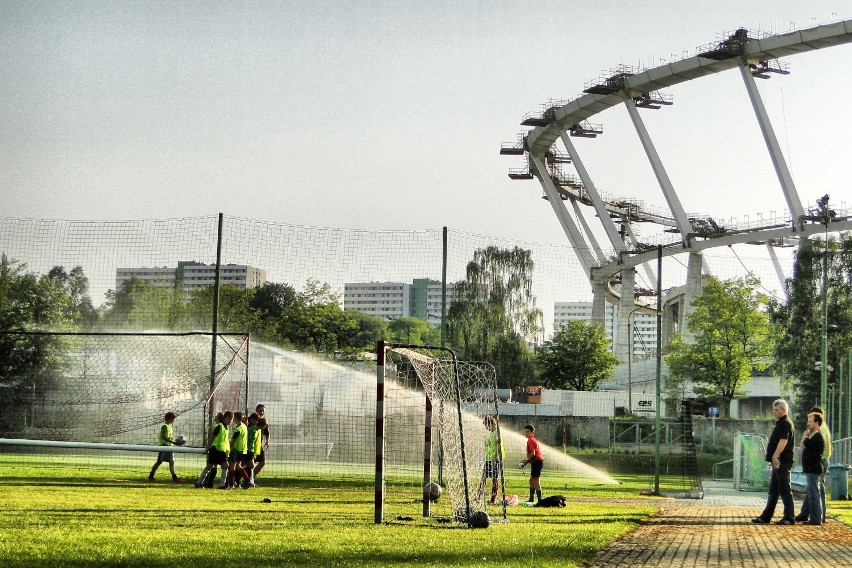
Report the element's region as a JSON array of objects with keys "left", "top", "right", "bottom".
[
  {"left": 537, "top": 321, "right": 620, "bottom": 391},
  {"left": 280, "top": 279, "right": 357, "bottom": 353},
  {"left": 446, "top": 246, "right": 543, "bottom": 388},
  {"left": 388, "top": 316, "right": 430, "bottom": 345},
  {"left": 185, "top": 284, "right": 264, "bottom": 334},
  {"left": 46, "top": 265, "right": 98, "bottom": 327},
  {"left": 770, "top": 233, "right": 852, "bottom": 425},
  {"left": 103, "top": 278, "right": 184, "bottom": 330},
  {"left": 339, "top": 310, "right": 389, "bottom": 351},
  {"left": 665, "top": 275, "right": 773, "bottom": 413},
  {"left": 0, "top": 255, "right": 77, "bottom": 431}
]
